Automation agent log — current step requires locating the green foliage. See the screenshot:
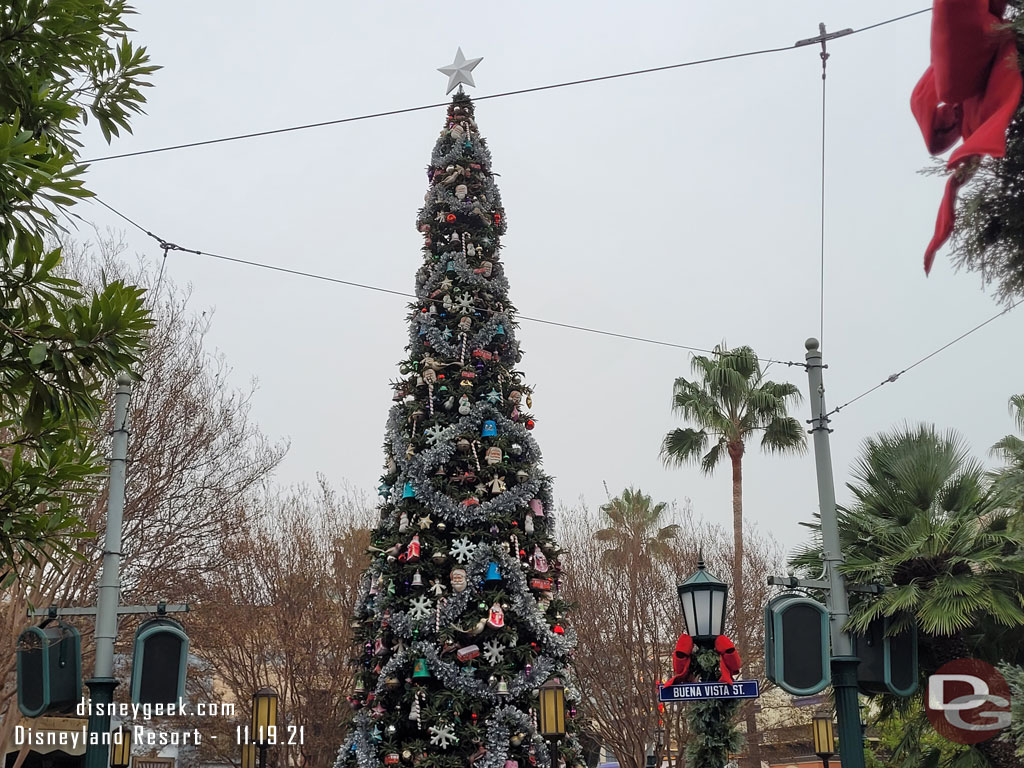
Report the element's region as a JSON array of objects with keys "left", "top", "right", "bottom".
[
  {"left": 660, "top": 343, "right": 805, "bottom": 473},
  {"left": 998, "top": 662, "right": 1024, "bottom": 757},
  {"left": 1, "top": 0, "right": 156, "bottom": 580},
  {"left": 594, "top": 487, "right": 679, "bottom": 568},
  {"left": 791, "top": 424, "right": 1024, "bottom": 639},
  {"left": 683, "top": 648, "right": 742, "bottom": 768},
  {"left": 989, "top": 394, "right": 1024, "bottom": 515}
]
